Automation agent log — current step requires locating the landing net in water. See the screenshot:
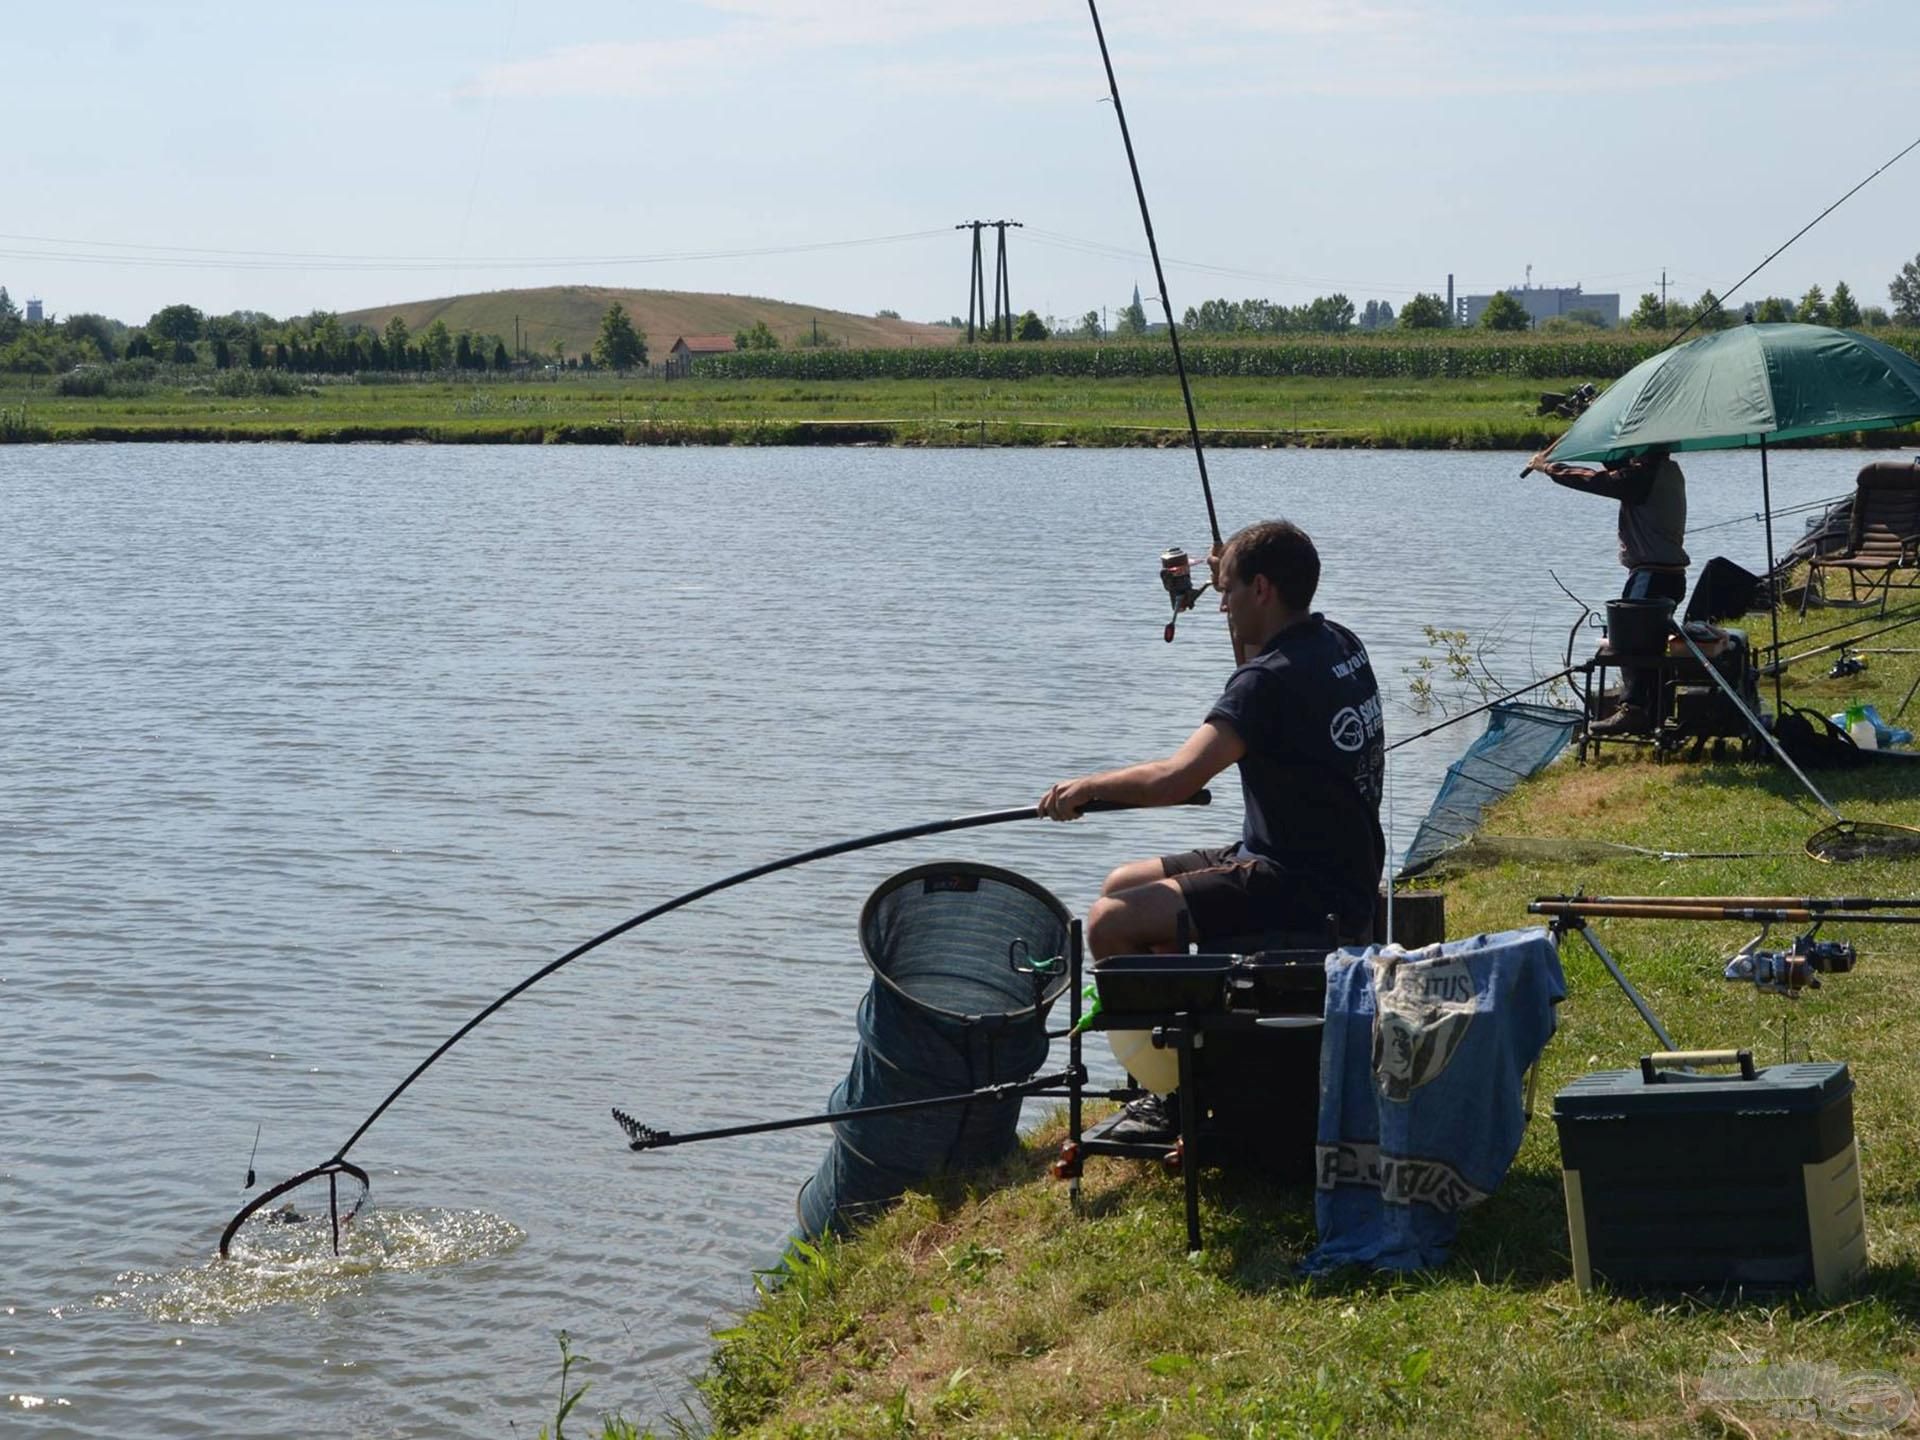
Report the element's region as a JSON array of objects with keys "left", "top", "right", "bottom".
[{"left": 219, "top": 1159, "right": 371, "bottom": 1261}]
